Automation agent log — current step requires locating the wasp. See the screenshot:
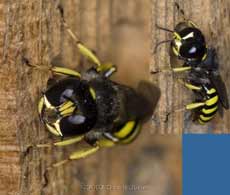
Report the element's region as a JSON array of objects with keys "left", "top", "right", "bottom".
[
  {"left": 26, "top": 6, "right": 160, "bottom": 168},
  {"left": 177, "top": 49, "right": 229, "bottom": 124},
  {"left": 154, "top": 3, "right": 229, "bottom": 124}
]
